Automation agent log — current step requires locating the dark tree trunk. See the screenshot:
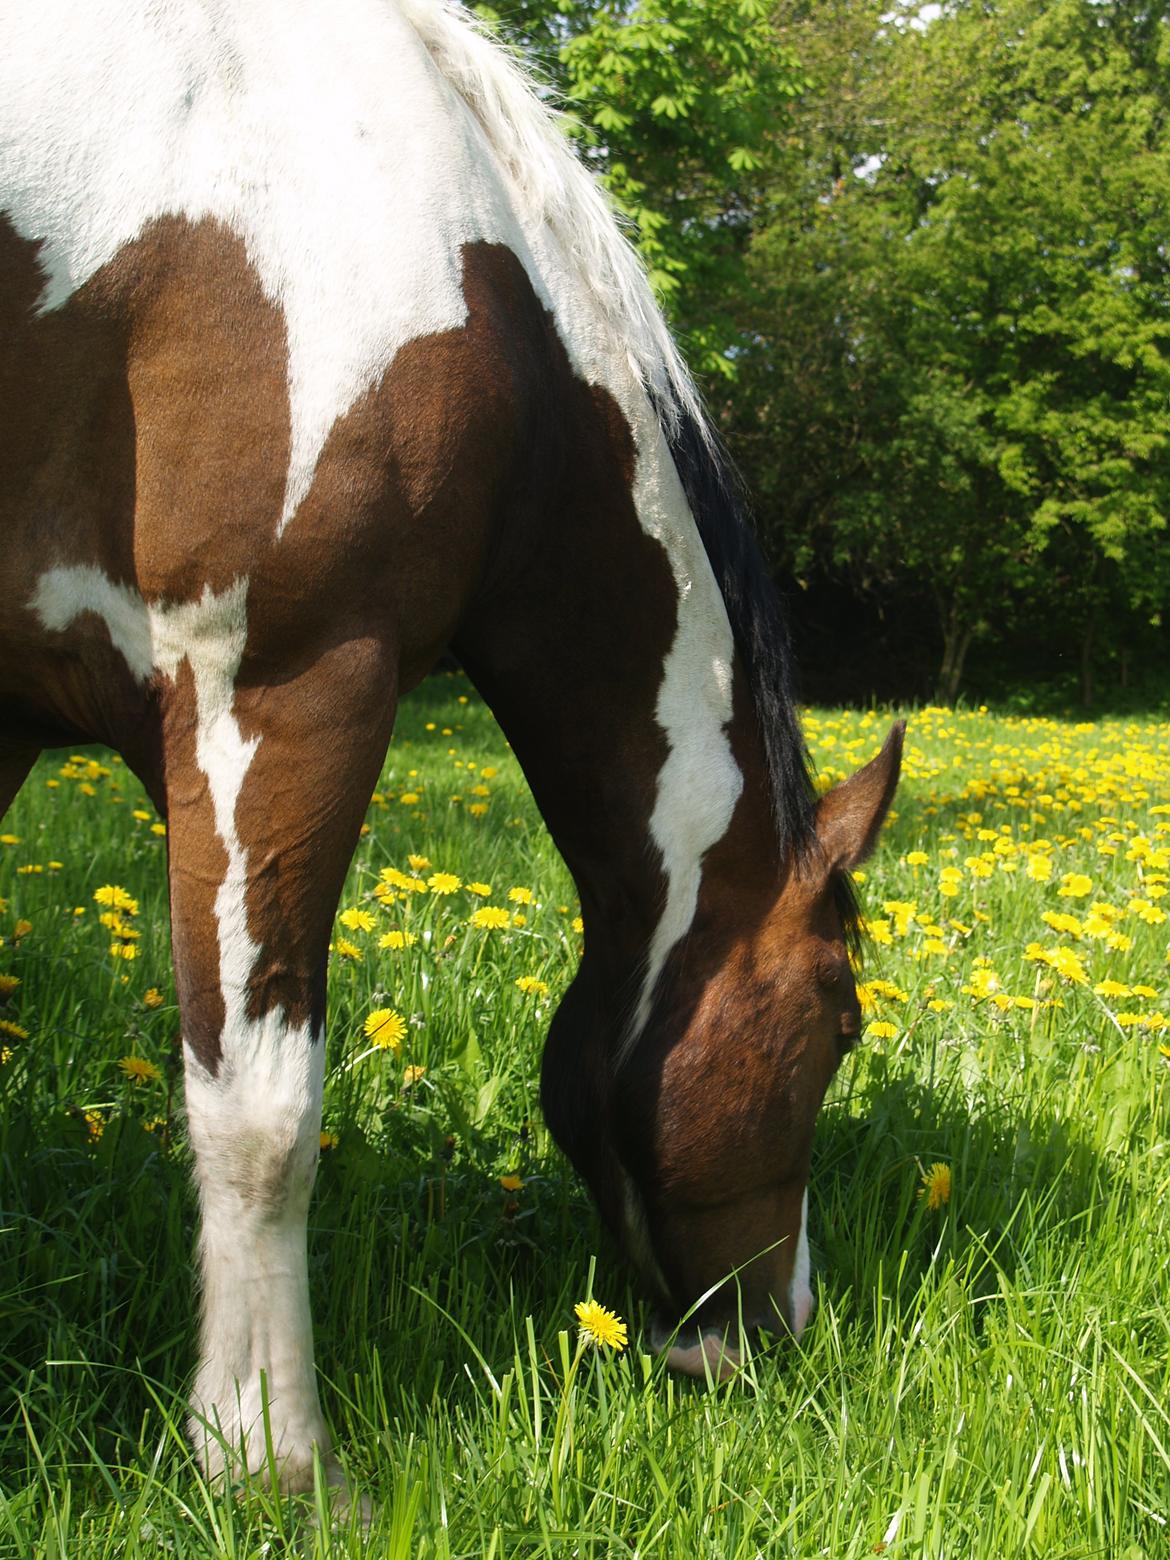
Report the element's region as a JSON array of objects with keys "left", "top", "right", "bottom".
[{"left": 936, "top": 601, "right": 973, "bottom": 704}]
